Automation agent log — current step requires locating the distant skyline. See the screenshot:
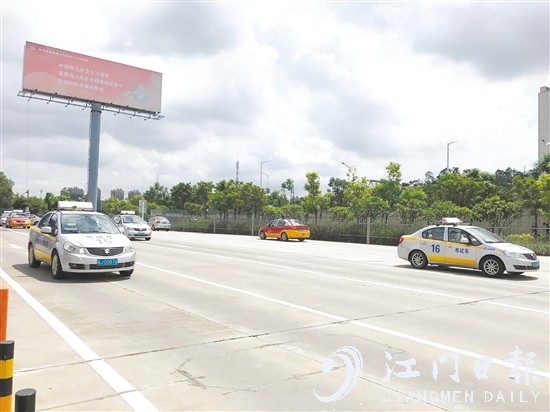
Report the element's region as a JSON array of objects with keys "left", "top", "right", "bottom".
[{"left": 1, "top": 1, "right": 548, "bottom": 198}]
